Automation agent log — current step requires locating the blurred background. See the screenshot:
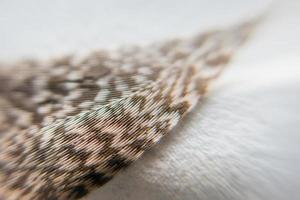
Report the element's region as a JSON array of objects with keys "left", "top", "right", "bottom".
[
  {"left": 0, "top": 0, "right": 273, "bottom": 60},
  {"left": 0, "top": 0, "right": 300, "bottom": 200}
]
